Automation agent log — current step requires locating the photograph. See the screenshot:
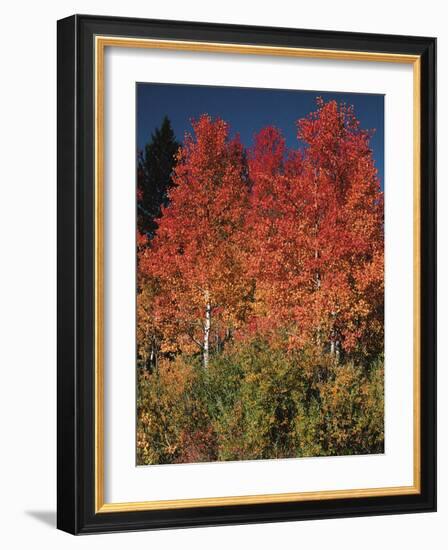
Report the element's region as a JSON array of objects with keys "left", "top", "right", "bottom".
[
  {"left": 0, "top": 0, "right": 442, "bottom": 546},
  {"left": 54, "top": 13, "right": 436, "bottom": 534},
  {"left": 135, "top": 83, "right": 385, "bottom": 466}
]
